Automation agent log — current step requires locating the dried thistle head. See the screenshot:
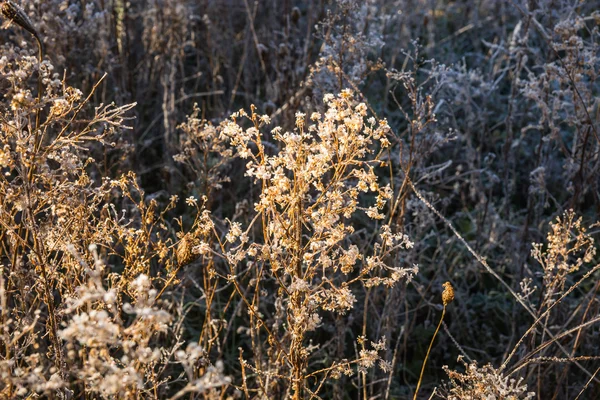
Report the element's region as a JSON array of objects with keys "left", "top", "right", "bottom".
[
  {"left": 1, "top": 1, "right": 39, "bottom": 39},
  {"left": 442, "top": 281, "right": 455, "bottom": 306}
]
